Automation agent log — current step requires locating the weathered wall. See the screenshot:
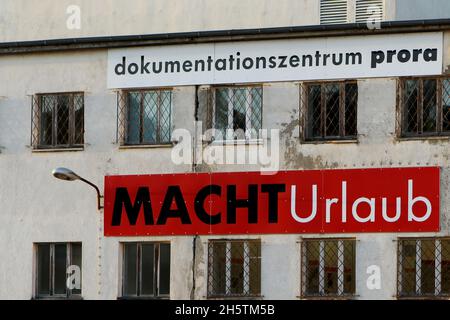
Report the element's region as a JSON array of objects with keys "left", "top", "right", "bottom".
[
  {"left": 396, "top": 0, "right": 450, "bottom": 21},
  {"left": 0, "top": 30, "right": 449, "bottom": 300}
]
